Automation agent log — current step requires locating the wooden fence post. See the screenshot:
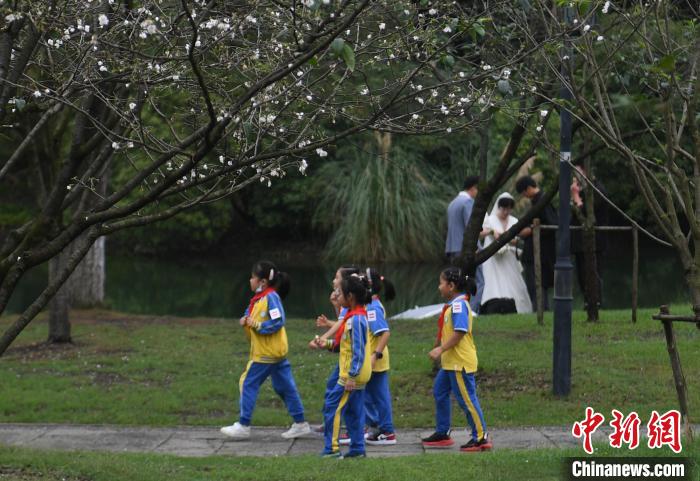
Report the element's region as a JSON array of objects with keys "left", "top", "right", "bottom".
[
  {"left": 659, "top": 305, "right": 693, "bottom": 442},
  {"left": 533, "top": 219, "right": 543, "bottom": 325}
]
